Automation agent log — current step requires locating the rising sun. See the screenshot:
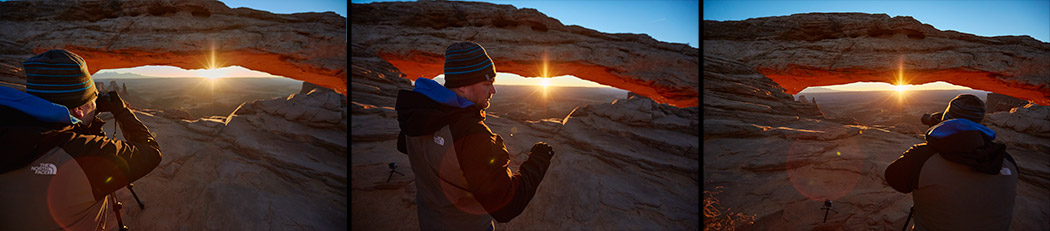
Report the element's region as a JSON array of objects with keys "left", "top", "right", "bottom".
[
  {"left": 540, "top": 78, "right": 550, "bottom": 88},
  {"left": 894, "top": 84, "right": 907, "bottom": 93}
]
